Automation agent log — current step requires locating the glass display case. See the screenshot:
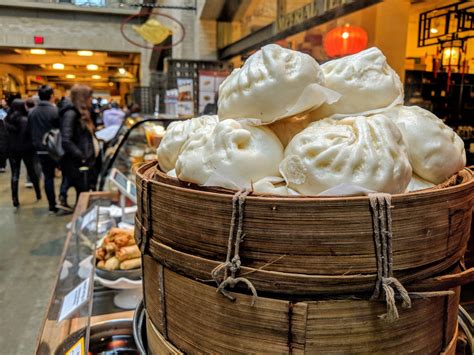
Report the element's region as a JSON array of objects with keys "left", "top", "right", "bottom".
[
  {"left": 35, "top": 192, "right": 141, "bottom": 355},
  {"left": 99, "top": 116, "right": 183, "bottom": 191}
]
